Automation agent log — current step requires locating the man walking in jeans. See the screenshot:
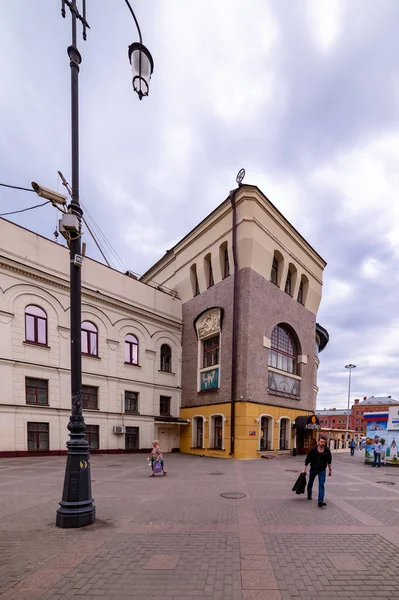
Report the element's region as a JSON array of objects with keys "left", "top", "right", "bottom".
[{"left": 302, "top": 434, "right": 332, "bottom": 508}]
